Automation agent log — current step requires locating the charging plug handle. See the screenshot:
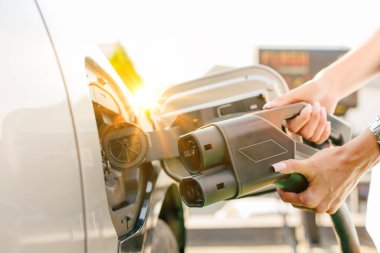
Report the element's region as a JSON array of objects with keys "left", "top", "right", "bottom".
[{"left": 275, "top": 173, "right": 308, "bottom": 193}]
